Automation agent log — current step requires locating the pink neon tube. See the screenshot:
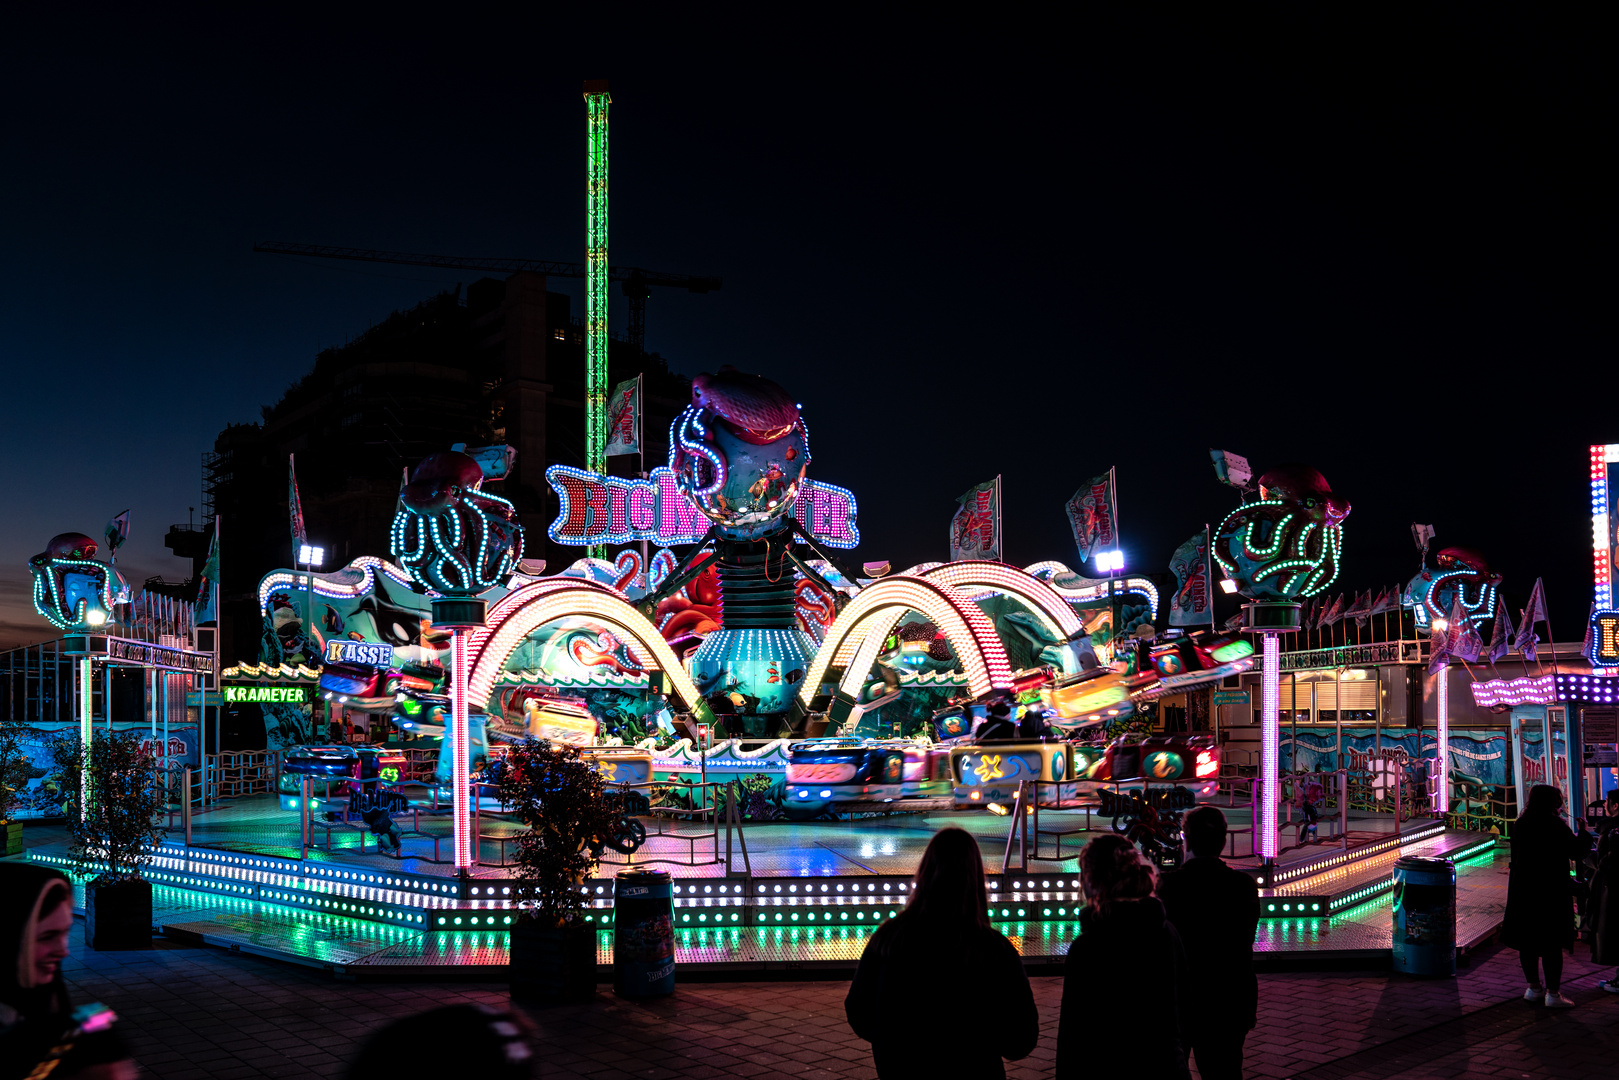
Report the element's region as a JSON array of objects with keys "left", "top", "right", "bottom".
[
  {"left": 451, "top": 628, "right": 472, "bottom": 869},
  {"left": 1435, "top": 664, "right": 1449, "bottom": 815},
  {"left": 1260, "top": 632, "right": 1279, "bottom": 860}
]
